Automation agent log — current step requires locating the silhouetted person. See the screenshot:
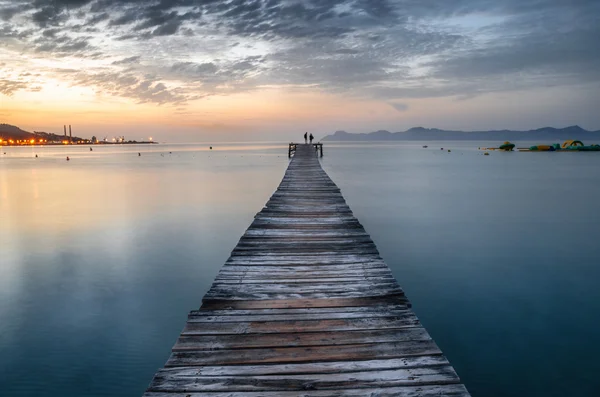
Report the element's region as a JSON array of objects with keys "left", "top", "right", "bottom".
[
  {"left": 90, "top": 147, "right": 93, "bottom": 151},
  {"left": 309, "top": 133, "right": 314, "bottom": 144},
  {"left": 304, "top": 132, "right": 307, "bottom": 143}
]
